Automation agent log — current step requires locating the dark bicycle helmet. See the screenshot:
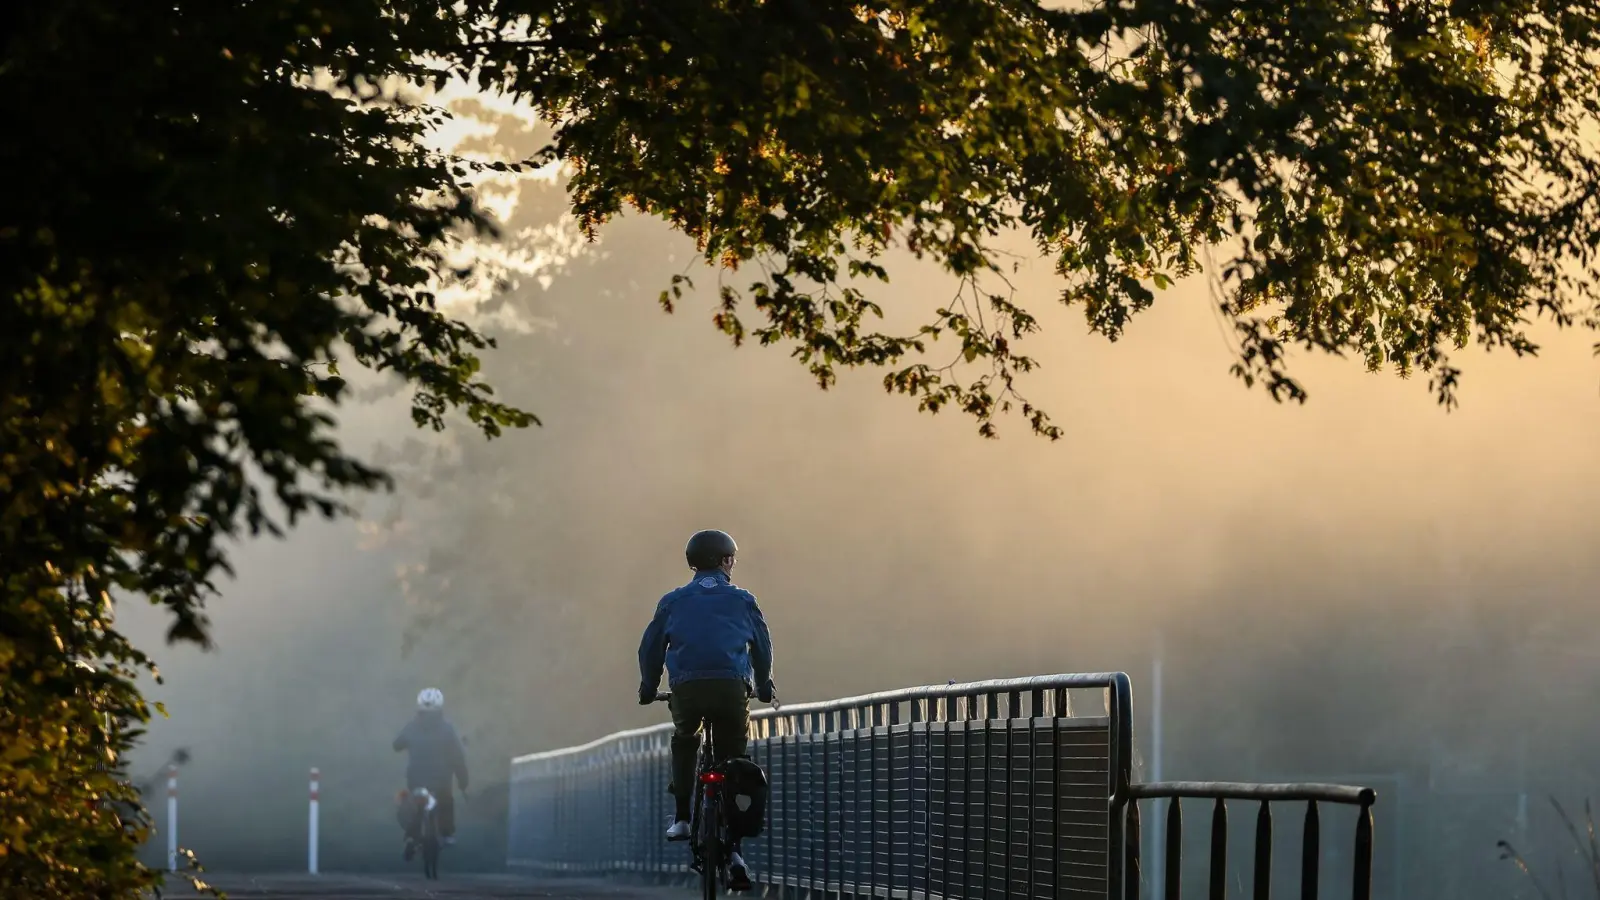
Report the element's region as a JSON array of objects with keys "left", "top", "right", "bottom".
[{"left": 685, "top": 530, "right": 738, "bottom": 570}]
